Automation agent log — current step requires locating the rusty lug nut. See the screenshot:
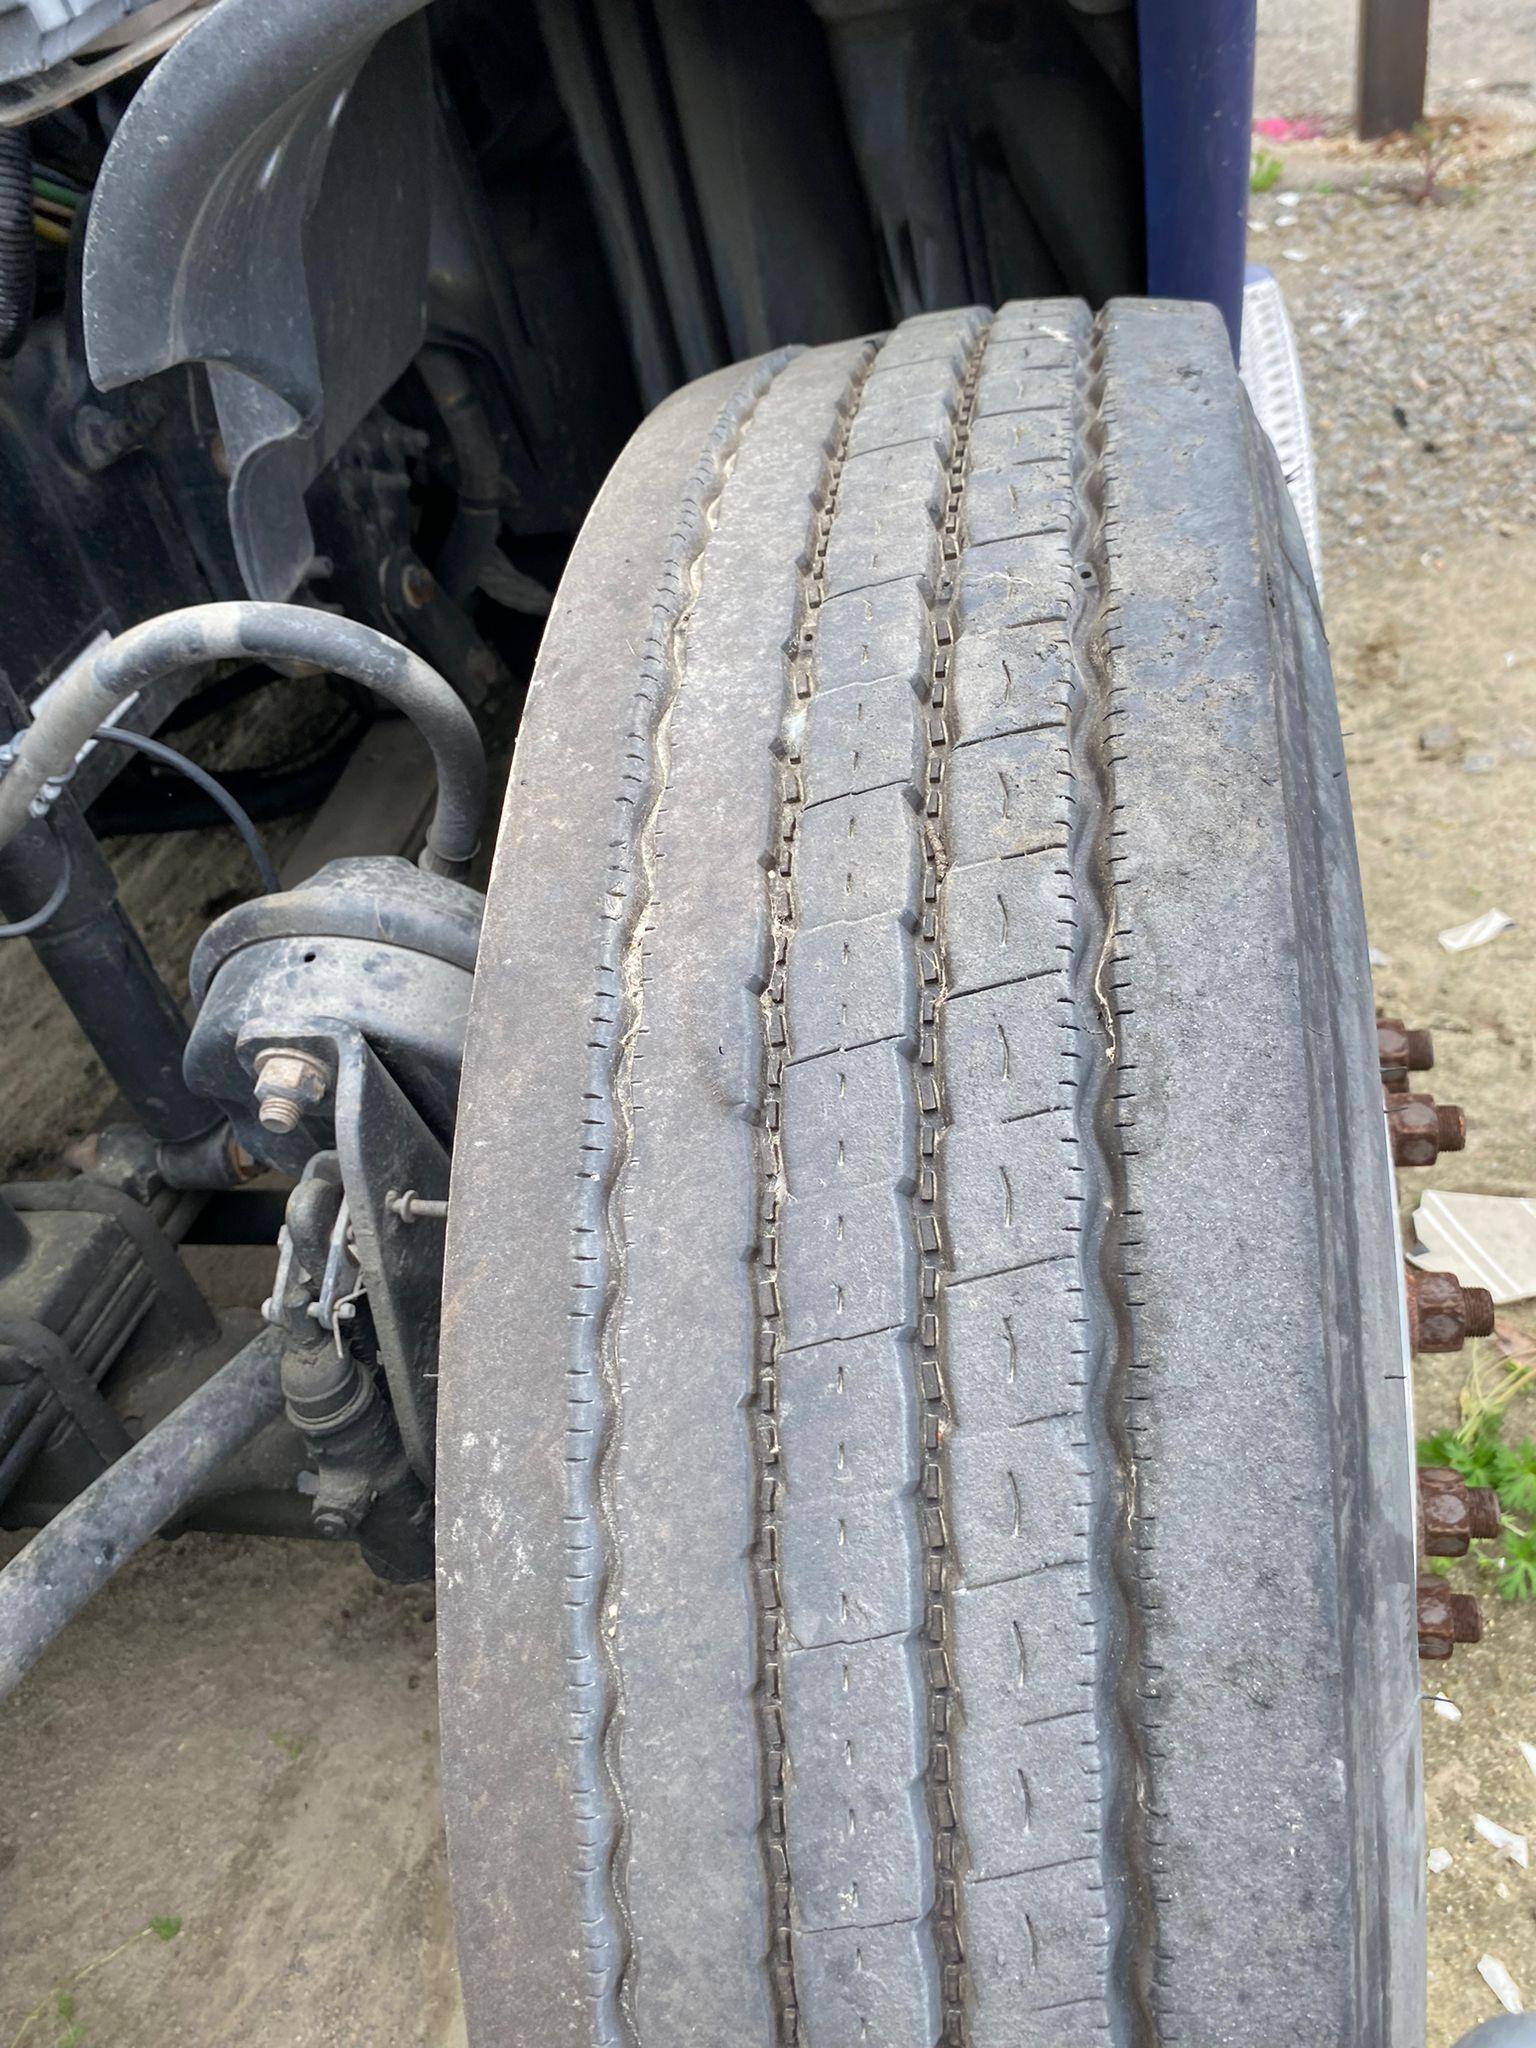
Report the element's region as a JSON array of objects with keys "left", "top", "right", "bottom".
[
  {"left": 1419, "top": 1466, "right": 1502, "bottom": 1556},
  {"left": 1377, "top": 1016, "right": 1434, "bottom": 1089},
  {"left": 1417, "top": 1576, "right": 1484, "bottom": 1660},
  {"left": 253, "top": 1047, "right": 331, "bottom": 1136},
  {"left": 1386, "top": 1090, "right": 1466, "bottom": 1167},
  {"left": 1404, "top": 1264, "right": 1497, "bottom": 1354}
]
